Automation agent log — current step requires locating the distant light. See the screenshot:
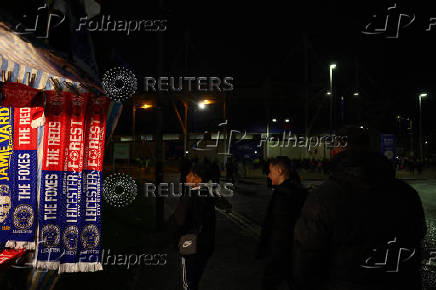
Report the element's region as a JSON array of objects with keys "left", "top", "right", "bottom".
[
  {"left": 285, "top": 118, "right": 290, "bottom": 123},
  {"left": 326, "top": 91, "right": 332, "bottom": 95},
  {"left": 185, "top": 151, "right": 189, "bottom": 154},
  {"left": 198, "top": 102, "right": 206, "bottom": 109},
  {"left": 396, "top": 115, "right": 401, "bottom": 119},
  {"left": 341, "top": 96, "right": 344, "bottom": 101},
  {"left": 425, "top": 141, "right": 428, "bottom": 144},
  {"left": 330, "top": 64, "right": 336, "bottom": 69},
  {"left": 140, "top": 104, "right": 152, "bottom": 109},
  {"left": 202, "top": 99, "right": 212, "bottom": 104},
  {"left": 360, "top": 126, "right": 364, "bottom": 129},
  {"left": 254, "top": 150, "right": 258, "bottom": 154},
  {"left": 272, "top": 118, "right": 277, "bottom": 123},
  {"left": 353, "top": 92, "right": 359, "bottom": 96}
]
